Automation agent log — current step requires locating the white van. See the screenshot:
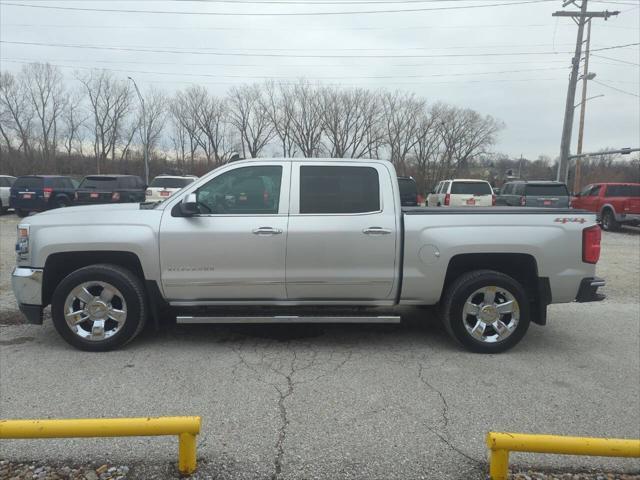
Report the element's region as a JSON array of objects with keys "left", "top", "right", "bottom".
[{"left": 427, "top": 179, "right": 495, "bottom": 207}]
